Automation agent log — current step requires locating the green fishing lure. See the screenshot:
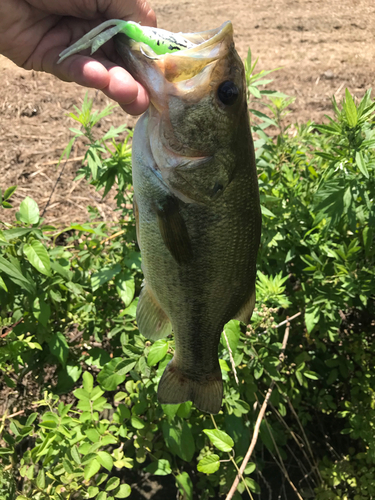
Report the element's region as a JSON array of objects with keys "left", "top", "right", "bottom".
[{"left": 58, "top": 20, "right": 196, "bottom": 64}]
